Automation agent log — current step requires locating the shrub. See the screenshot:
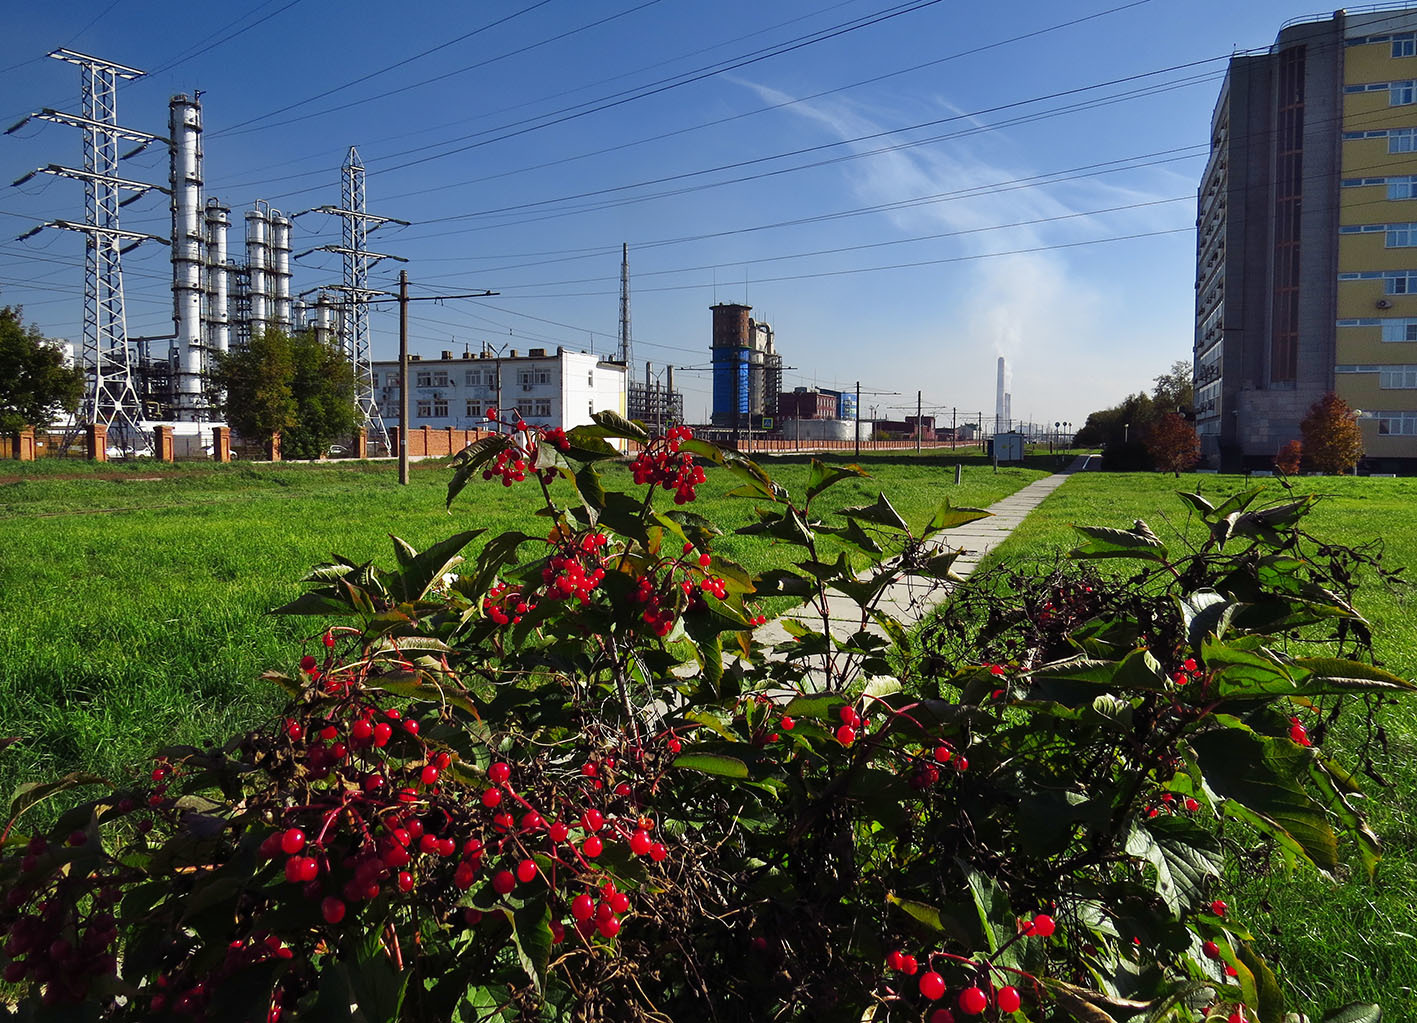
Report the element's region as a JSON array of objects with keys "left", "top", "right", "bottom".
[
  {"left": 0, "top": 415, "right": 1399, "bottom": 1023},
  {"left": 1275, "top": 440, "right": 1303, "bottom": 476},
  {"left": 1144, "top": 411, "right": 1201, "bottom": 476},
  {"left": 1299, "top": 393, "right": 1363, "bottom": 475}
]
